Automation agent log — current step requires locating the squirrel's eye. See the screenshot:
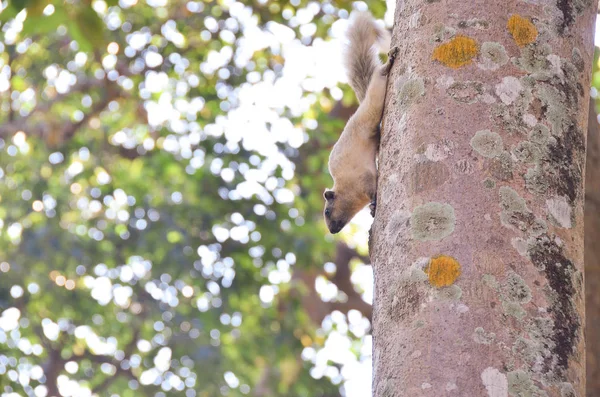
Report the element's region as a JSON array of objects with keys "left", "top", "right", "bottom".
[{"left": 325, "top": 209, "right": 331, "bottom": 217}]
